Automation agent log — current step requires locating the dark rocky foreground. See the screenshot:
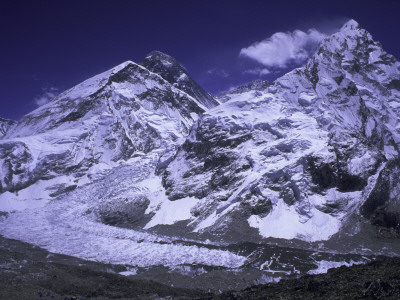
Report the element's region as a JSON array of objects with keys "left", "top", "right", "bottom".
[
  {"left": 1, "top": 235, "right": 400, "bottom": 300},
  {"left": 218, "top": 258, "right": 400, "bottom": 299},
  {"left": 0, "top": 236, "right": 209, "bottom": 300}
]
